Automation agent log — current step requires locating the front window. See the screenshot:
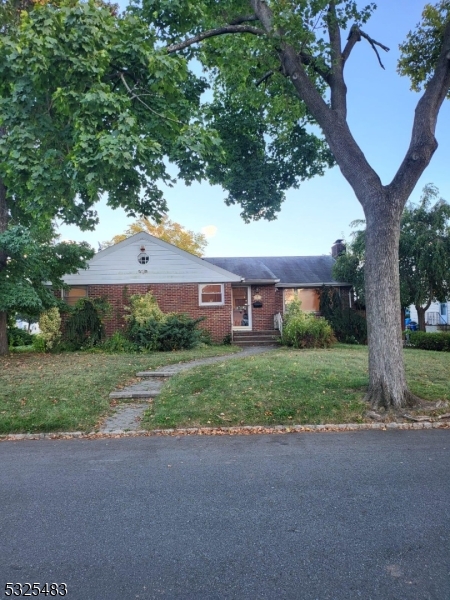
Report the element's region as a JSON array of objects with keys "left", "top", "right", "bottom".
[
  {"left": 62, "top": 286, "right": 88, "bottom": 306},
  {"left": 284, "top": 288, "right": 319, "bottom": 313},
  {"left": 199, "top": 284, "right": 224, "bottom": 306}
]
